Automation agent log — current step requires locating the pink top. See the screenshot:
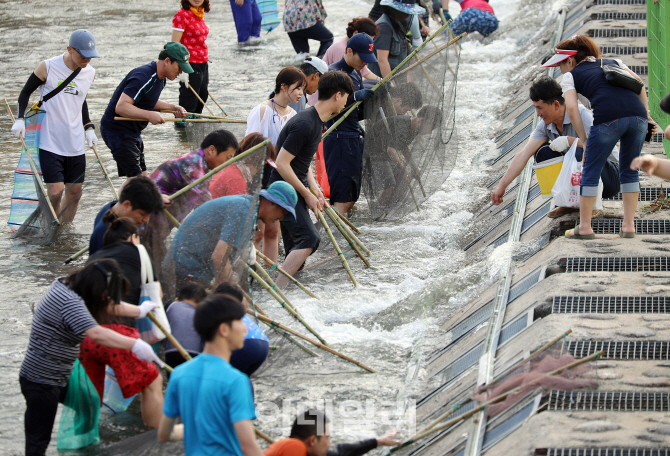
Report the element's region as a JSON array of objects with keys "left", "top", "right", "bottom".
[
  {"left": 456, "top": 0, "right": 495, "bottom": 14},
  {"left": 172, "top": 9, "right": 209, "bottom": 63}
]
